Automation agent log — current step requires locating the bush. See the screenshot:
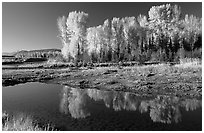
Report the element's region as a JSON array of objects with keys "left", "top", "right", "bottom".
[{"left": 192, "top": 48, "right": 202, "bottom": 59}]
